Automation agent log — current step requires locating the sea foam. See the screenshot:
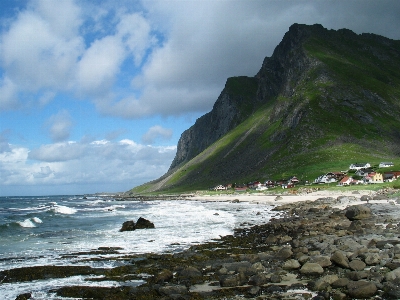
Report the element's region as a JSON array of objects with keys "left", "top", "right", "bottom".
[
  {"left": 17, "top": 219, "right": 36, "bottom": 228},
  {"left": 52, "top": 205, "right": 77, "bottom": 214}
]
